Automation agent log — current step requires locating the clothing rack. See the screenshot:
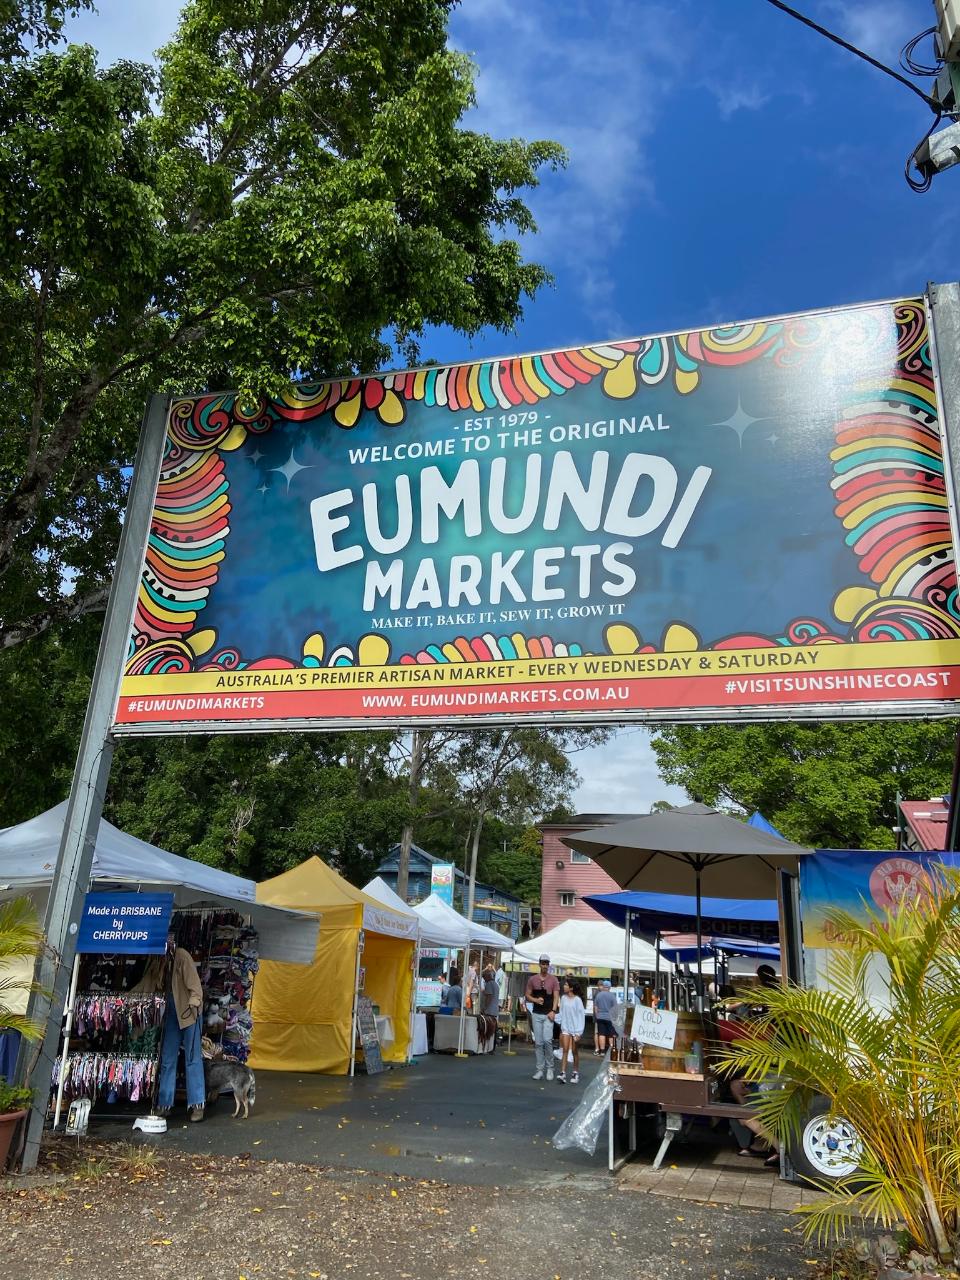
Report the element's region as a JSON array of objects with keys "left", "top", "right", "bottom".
[{"left": 53, "top": 1052, "right": 159, "bottom": 1104}]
